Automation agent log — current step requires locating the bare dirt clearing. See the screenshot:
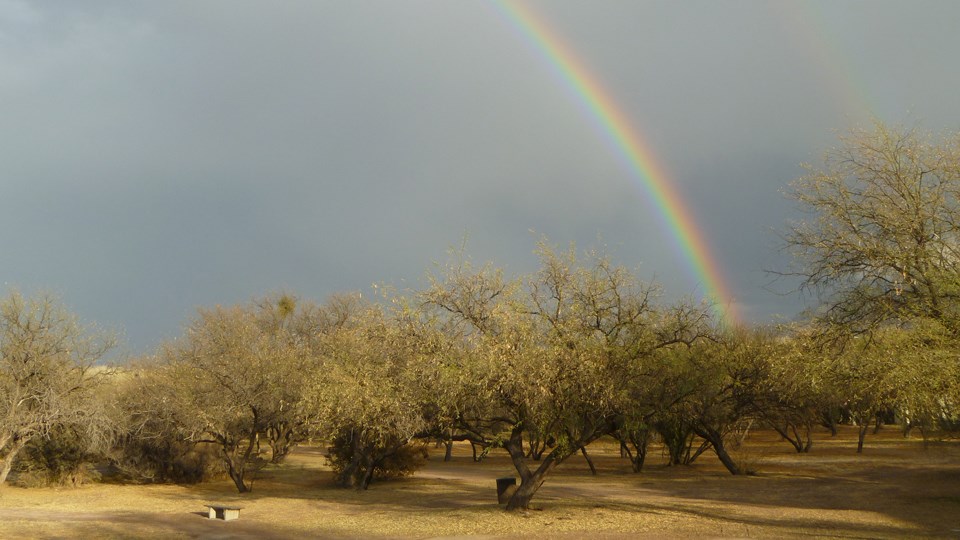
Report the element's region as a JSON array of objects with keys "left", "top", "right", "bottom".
[{"left": 1, "top": 427, "right": 958, "bottom": 539}]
